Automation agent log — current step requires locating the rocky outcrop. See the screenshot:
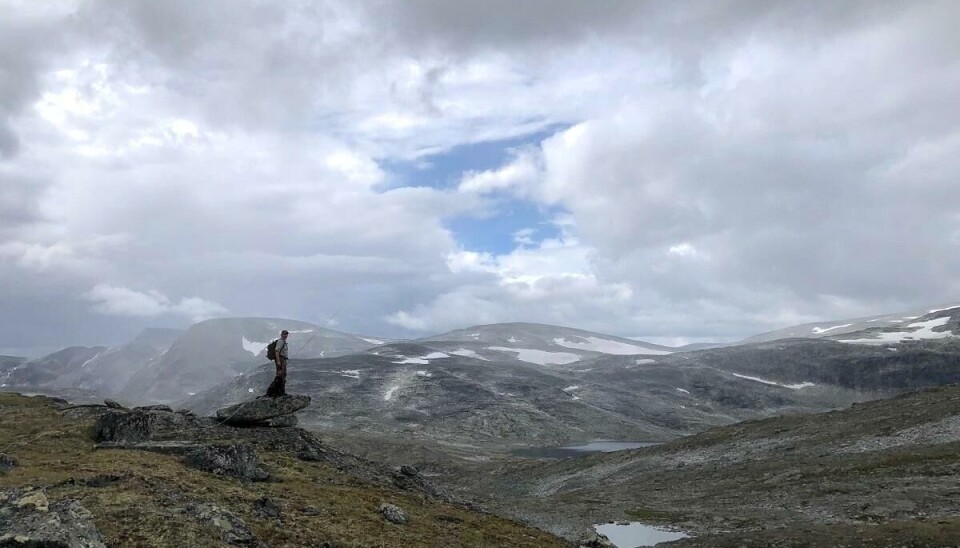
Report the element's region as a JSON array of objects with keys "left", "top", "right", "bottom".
[
  {"left": 0, "top": 453, "right": 17, "bottom": 474},
  {"left": 185, "top": 502, "right": 258, "bottom": 545},
  {"left": 379, "top": 502, "right": 408, "bottom": 524},
  {"left": 215, "top": 395, "right": 310, "bottom": 426},
  {"left": 0, "top": 488, "right": 107, "bottom": 548},
  {"left": 94, "top": 408, "right": 201, "bottom": 443},
  {"left": 578, "top": 532, "right": 616, "bottom": 548},
  {"left": 182, "top": 444, "right": 270, "bottom": 482}
]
